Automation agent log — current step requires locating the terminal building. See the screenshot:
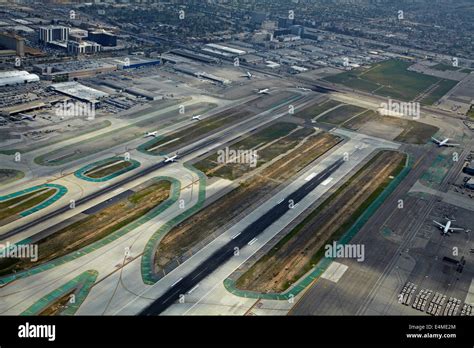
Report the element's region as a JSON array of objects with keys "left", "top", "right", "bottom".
[{"left": 50, "top": 81, "right": 109, "bottom": 104}]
